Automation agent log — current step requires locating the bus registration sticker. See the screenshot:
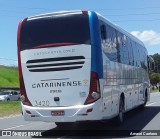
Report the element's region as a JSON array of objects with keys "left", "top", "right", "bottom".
[{"left": 51, "top": 110, "right": 65, "bottom": 116}]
